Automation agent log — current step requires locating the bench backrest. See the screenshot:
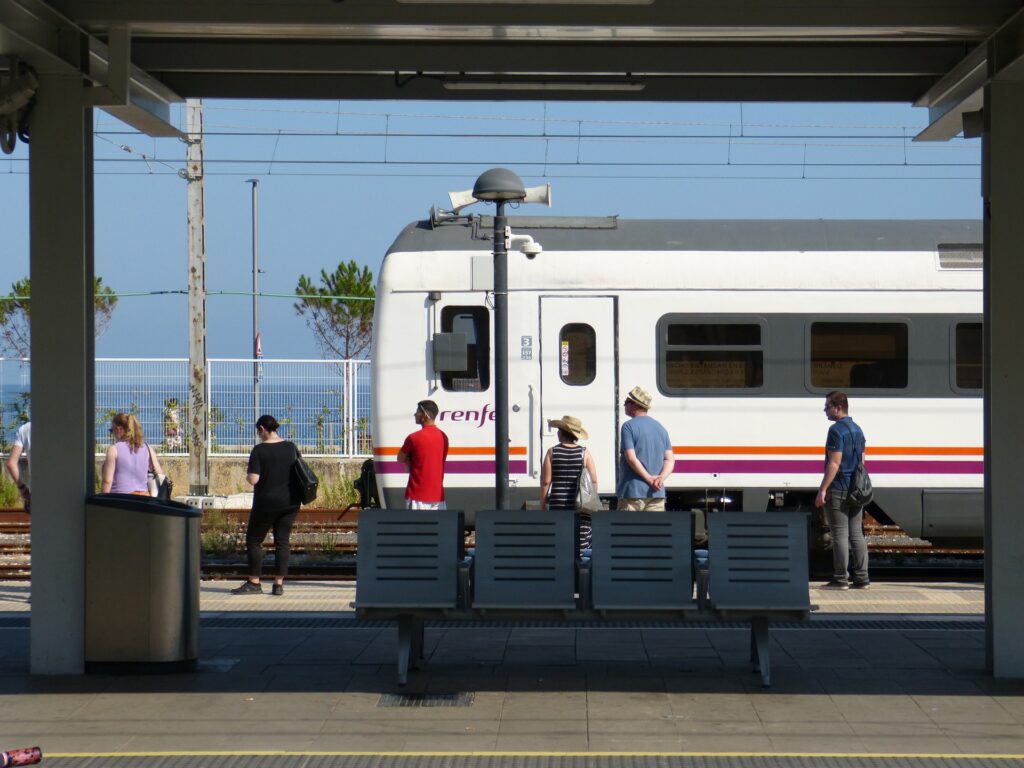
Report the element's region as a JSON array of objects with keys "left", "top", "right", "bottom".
[
  {"left": 706, "top": 512, "right": 811, "bottom": 612},
  {"left": 472, "top": 510, "right": 576, "bottom": 609},
  {"left": 355, "top": 508, "right": 464, "bottom": 608},
  {"left": 590, "top": 511, "right": 696, "bottom": 610}
]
